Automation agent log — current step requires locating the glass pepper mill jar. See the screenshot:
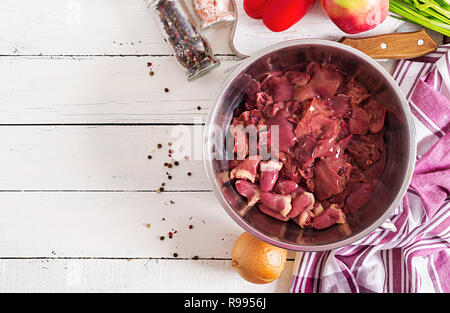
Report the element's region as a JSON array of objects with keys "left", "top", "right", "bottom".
[{"left": 146, "top": 0, "right": 220, "bottom": 81}]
